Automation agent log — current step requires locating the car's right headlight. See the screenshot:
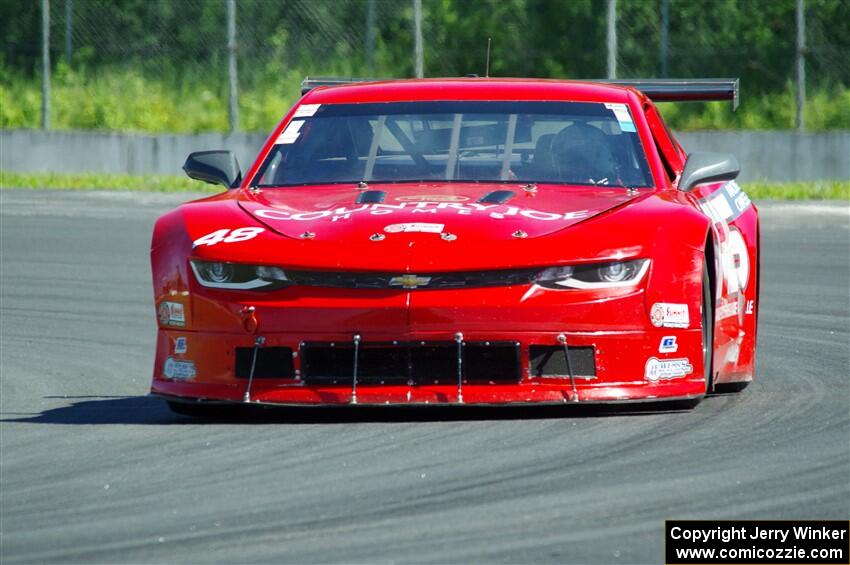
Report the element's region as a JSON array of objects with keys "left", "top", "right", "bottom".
[
  {"left": 534, "top": 259, "right": 649, "bottom": 289},
  {"left": 190, "top": 260, "right": 289, "bottom": 290}
]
